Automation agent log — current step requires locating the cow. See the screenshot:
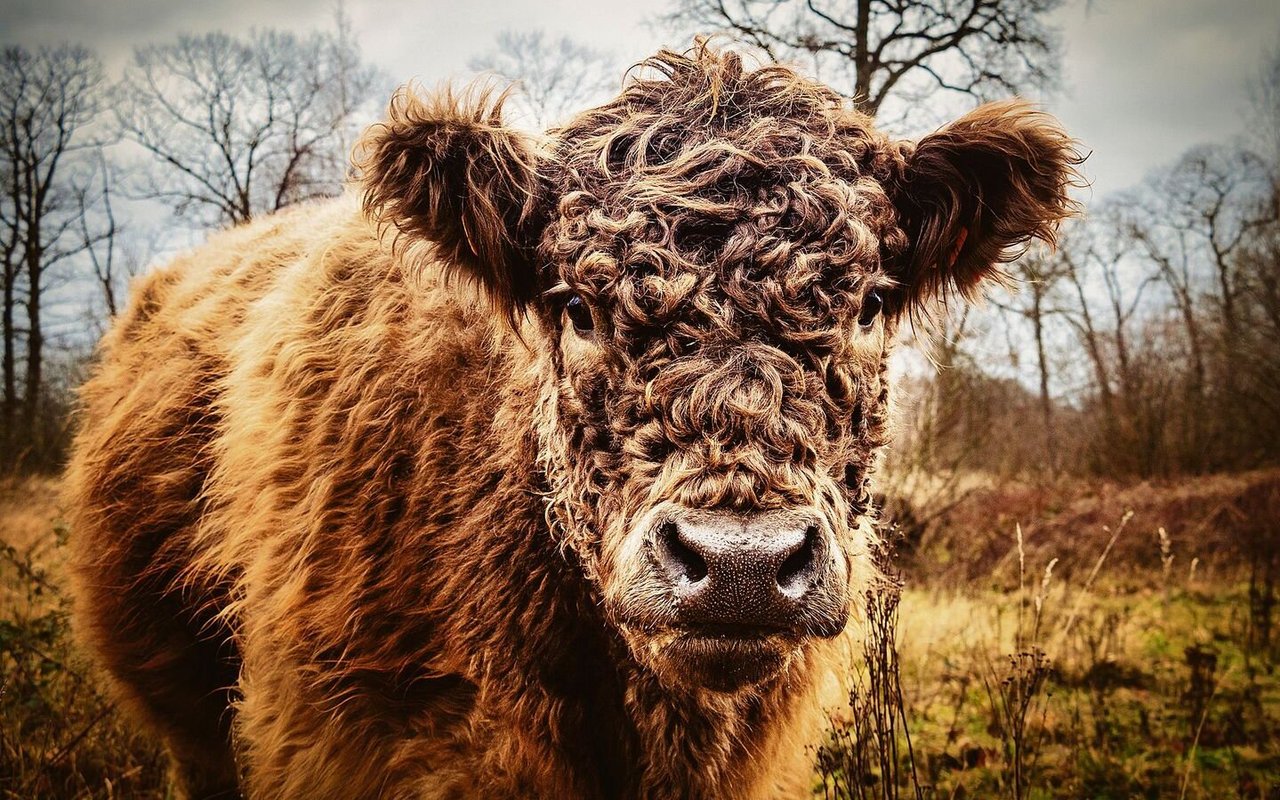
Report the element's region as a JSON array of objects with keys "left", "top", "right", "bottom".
[{"left": 65, "top": 44, "right": 1081, "bottom": 799}]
